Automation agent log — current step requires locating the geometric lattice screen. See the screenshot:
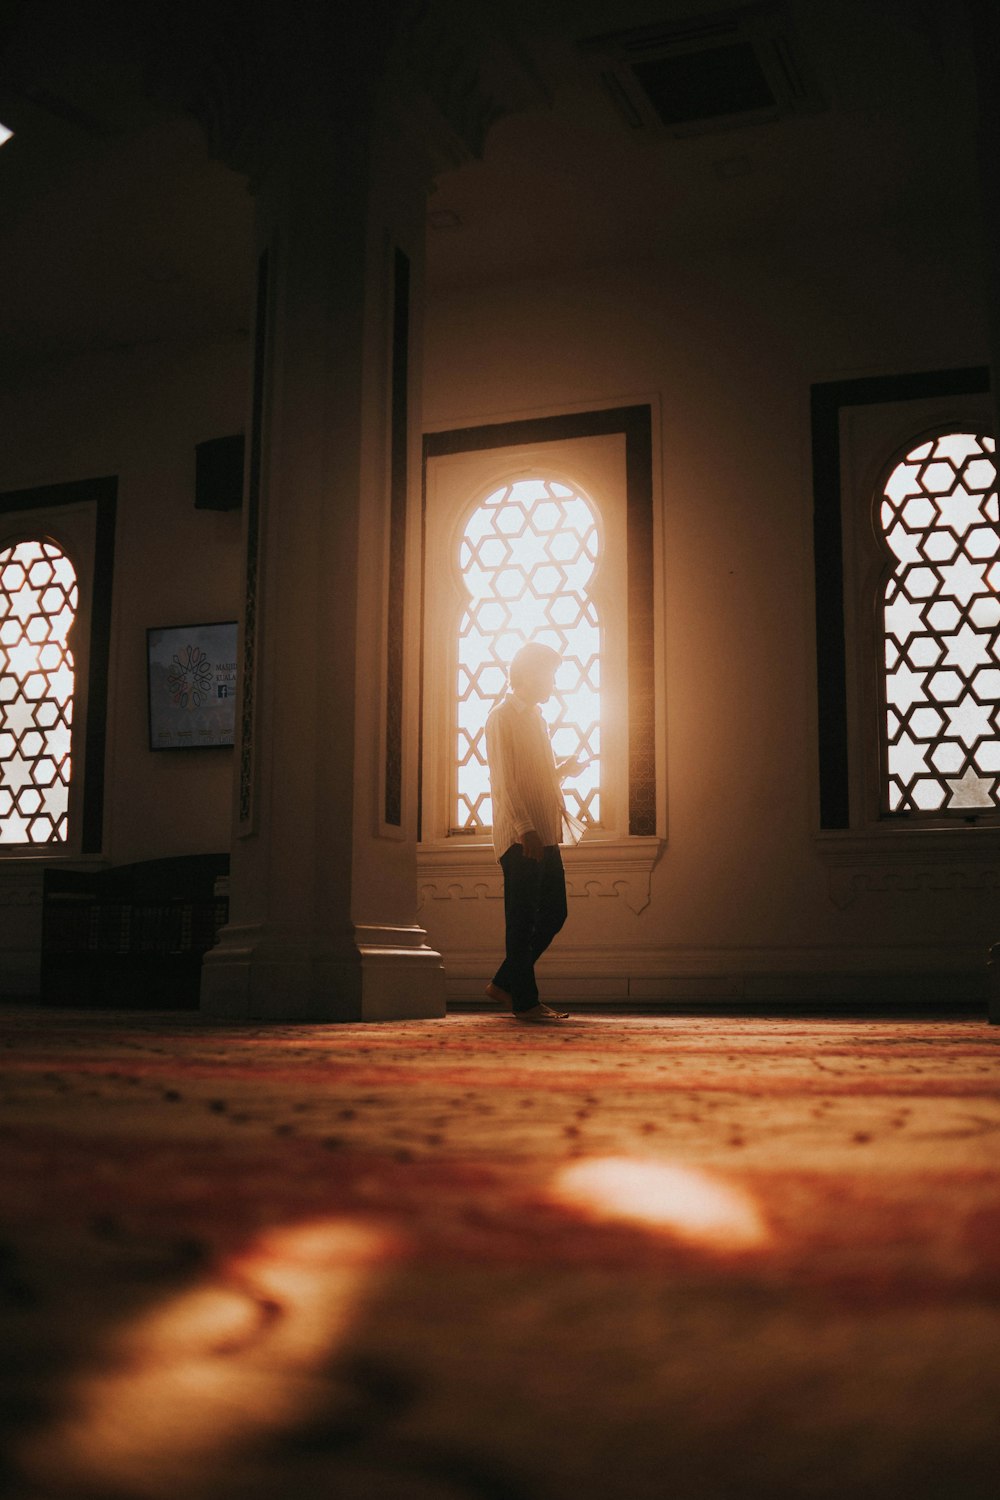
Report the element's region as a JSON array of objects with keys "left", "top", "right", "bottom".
[
  {"left": 879, "top": 432, "right": 1000, "bottom": 813},
  {"left": 456, "top": 478, "right": 602, "bottom": 831},
  {"left": 0, "top": 539, "right": 77, "bottom": 843}
]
